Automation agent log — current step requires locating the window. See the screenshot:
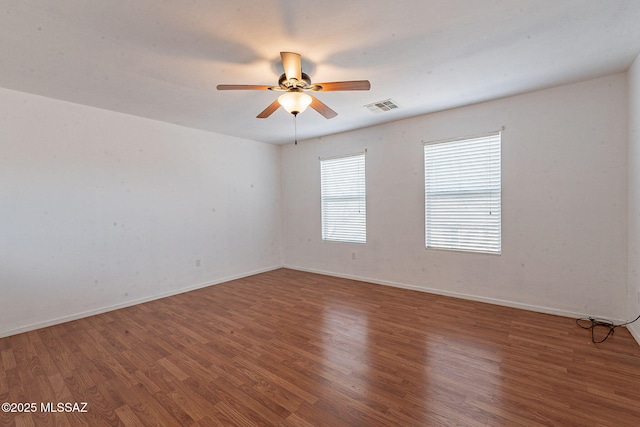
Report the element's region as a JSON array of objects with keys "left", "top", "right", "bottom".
[
  {"left": 424, "top": 132, "right": 501, "bottom": 254},
  {"left": 321, "top": 152, "right": 366, "bottom": 243}
]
